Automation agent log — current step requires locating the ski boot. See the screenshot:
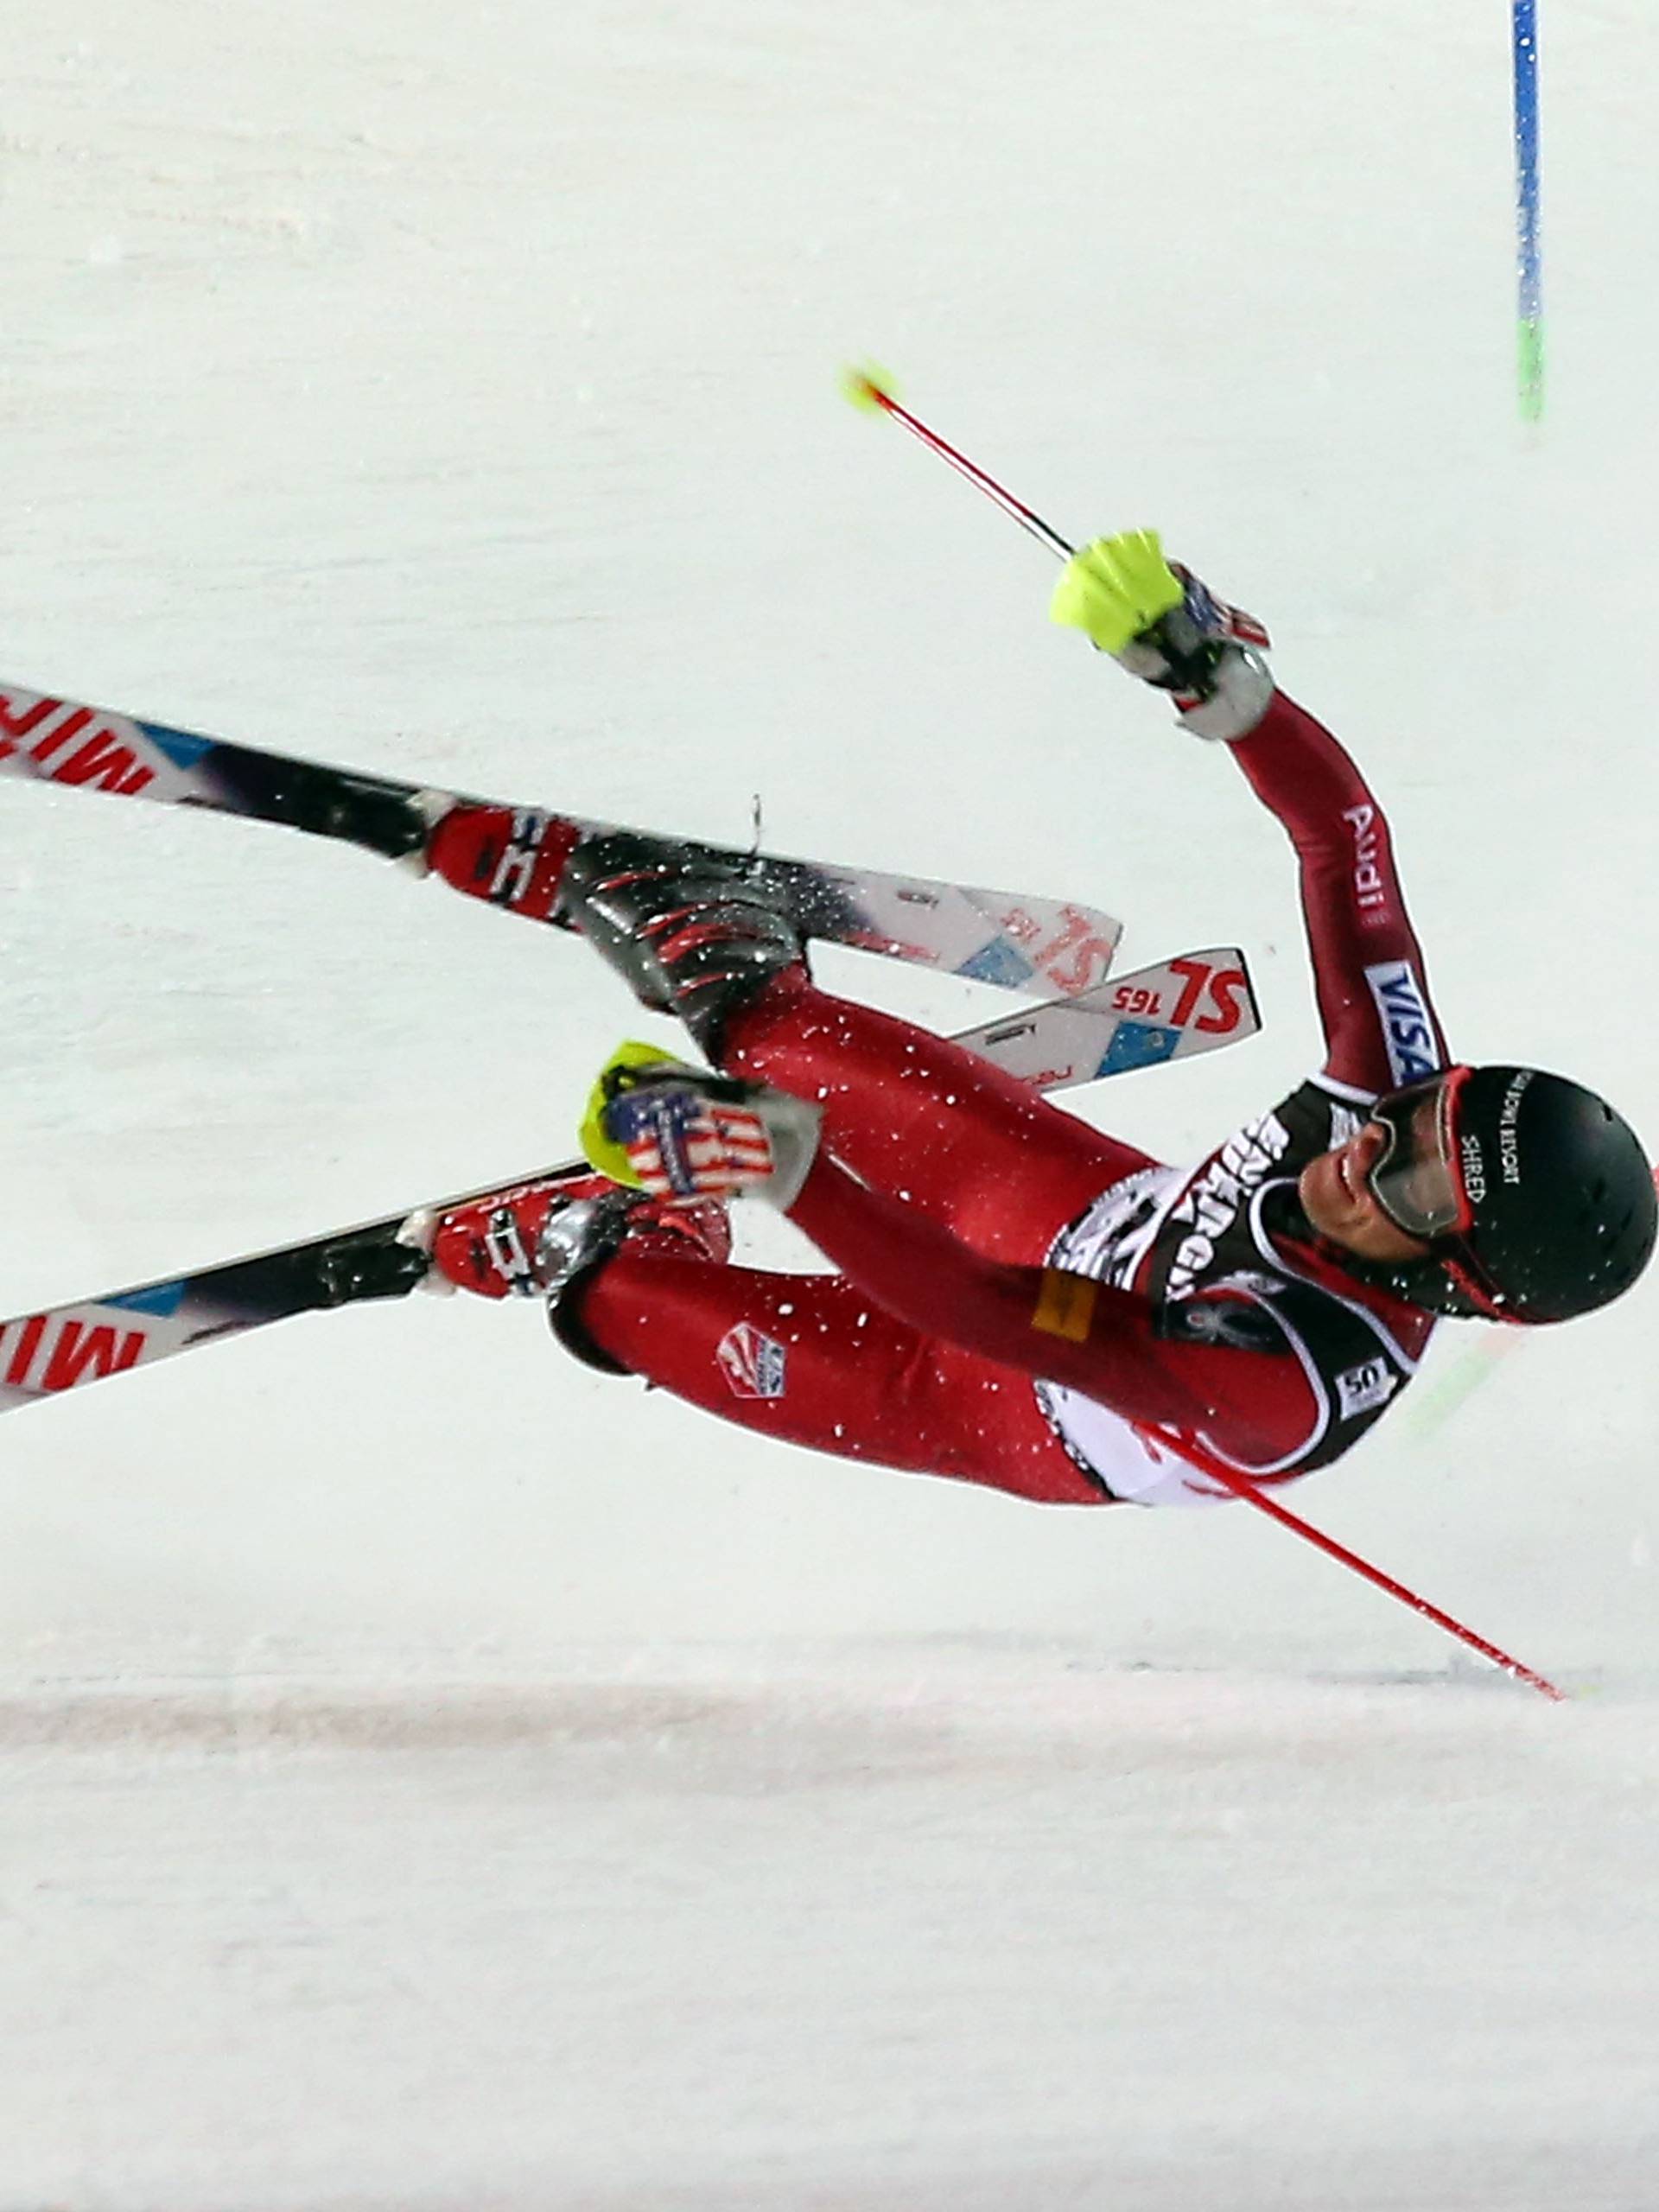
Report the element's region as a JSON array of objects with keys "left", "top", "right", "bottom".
[
  {"left": 582, "top": 1041, "right": 822, "bottom": 1209},
  {"left": 556, "top": 828, "right": 807, "bottom": 1058},
  {"left": 423, "top": 806, "right": 582, "bottom": 924},
  {"left": 416, "top": 1159, "right": 732, "bottom": 1375},
  {"left": 1049, "top": 528, "right": 1274, "bottom": 741}
]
